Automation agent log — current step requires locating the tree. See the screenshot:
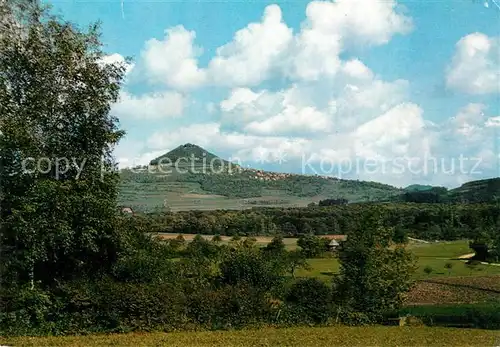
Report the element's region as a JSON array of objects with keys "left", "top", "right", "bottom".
[
  {"left": 444, "top": 262, "right": 453, "bottom": 275},
  {"left": 297, "top": 234, "right": 327, "bottom": 258},
  {"left": 185, "top": 235, "right": 219, "bottom": 260},
  {"left": 469, "top": 230, "right": 491, "bottom": 261},
  {"left": 424, "top": 266, "right": 434, "bottom": 276},
  {"left": 212, "top": 234, "right": 222, "bottom": 244},
  {"left": 264, "top": 235, "right": 286, "bottom": 255},
  {"left": 0, "top": 1, "right": 128, "bottom": 287},
  {"left": 393, "top": 225, "right": 408, "bottom": 244},
  {"left": 219, "top": 247, "right": 284, "bottom": 292},
  {"left": 285, "top": 250, "right": 309, "bottom": 278},
  {"left": 333, "top": 213, "right": 416, "bottom": 323}
]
